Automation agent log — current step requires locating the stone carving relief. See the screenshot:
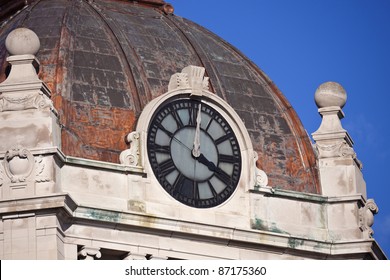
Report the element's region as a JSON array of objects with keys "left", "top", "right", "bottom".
[
  {"left": 3, "top": 148, "right": 35, "bottom": 183},
  {"left": 0, "top": 88, "right": 53, "bottom": 112},
  {"left": 120, "top": 131, "right": 141, "bottom": 167},
  {"left": 359, "top": 199, "right": 379, "bottom": 239},
  {"left": 315, "top": 141, "right": 353, "bottom": 159},
  {"left": 0, "top": 148, "right": 53, "bottom": 198},
  {"left": 314, "top": 141, "right": 363, "bottom": 169},
  {"left": 35, "top": 155, "right": 51, "bottom": 183},
  {"left": 168, "top": 65, "right": 210, "bottom": 95}
]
